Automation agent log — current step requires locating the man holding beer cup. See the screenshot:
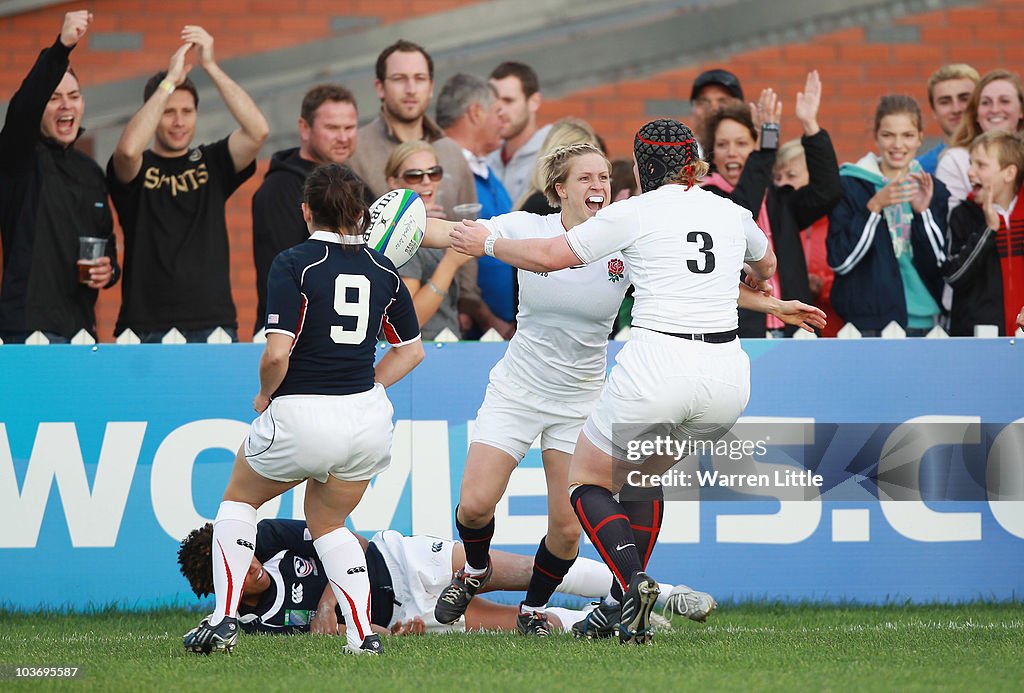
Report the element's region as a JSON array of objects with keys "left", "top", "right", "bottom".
[{"left": 0, "top": 10, "right": 119, "bottom": 344}]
